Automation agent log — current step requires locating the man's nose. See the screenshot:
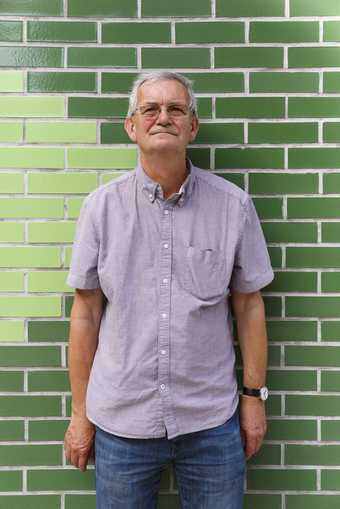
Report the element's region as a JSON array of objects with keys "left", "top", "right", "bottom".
[{"left": 157, "top": 106, "right": 171, "bottom": 124}]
